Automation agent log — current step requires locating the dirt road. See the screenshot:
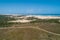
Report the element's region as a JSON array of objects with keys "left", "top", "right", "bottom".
[{"left": 0, "top": 26, "right": 60, "bottom": 36}]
